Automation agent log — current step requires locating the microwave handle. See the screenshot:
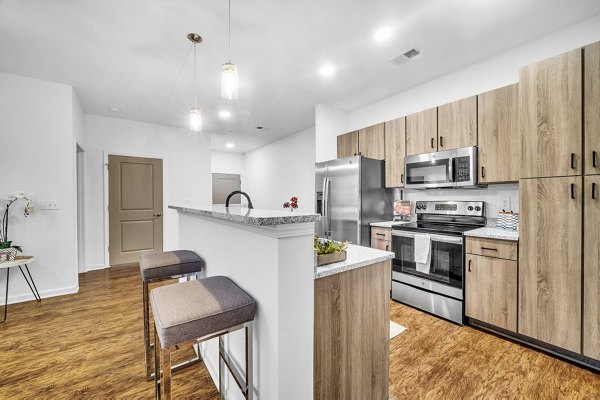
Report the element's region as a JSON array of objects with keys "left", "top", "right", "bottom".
[{"left": 448, "top": 156, "right": 455, "bottom": 183}]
